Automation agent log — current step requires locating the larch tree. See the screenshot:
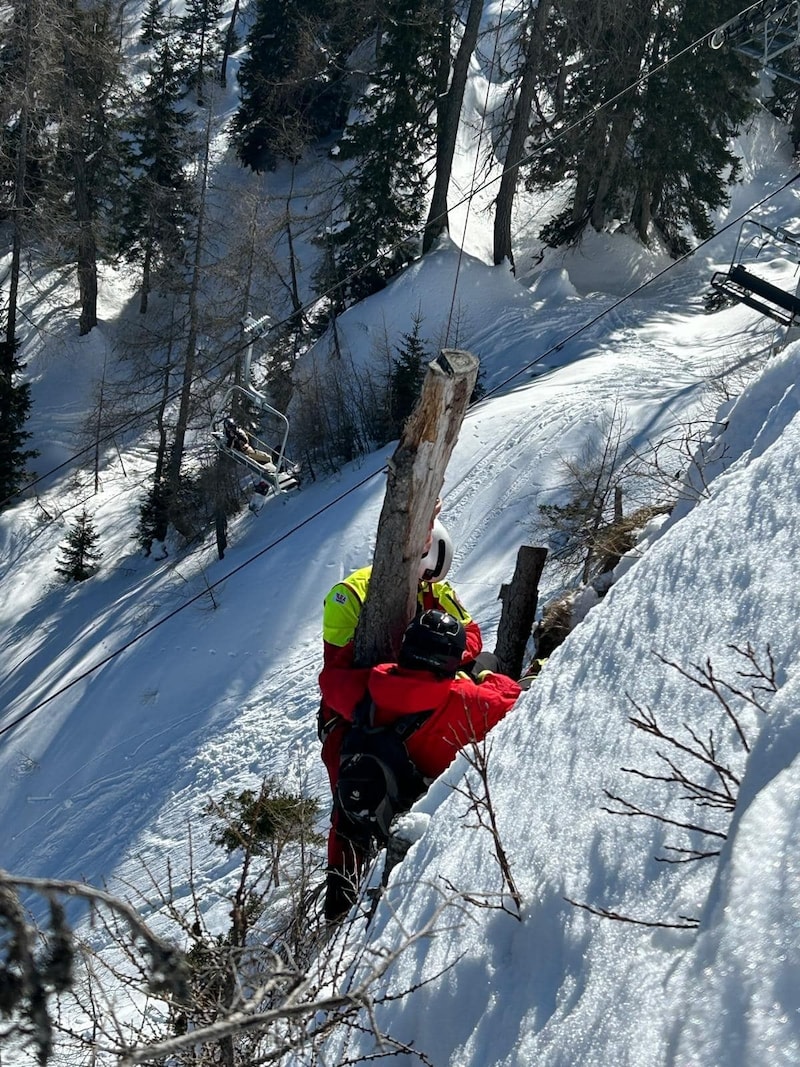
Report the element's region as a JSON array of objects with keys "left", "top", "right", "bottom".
[
  {"left": 0, "top": 0, "right": 62, "bottom": 344},
  {"left": 492, "top": 0, "right": 552, "bottom": 268}
]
